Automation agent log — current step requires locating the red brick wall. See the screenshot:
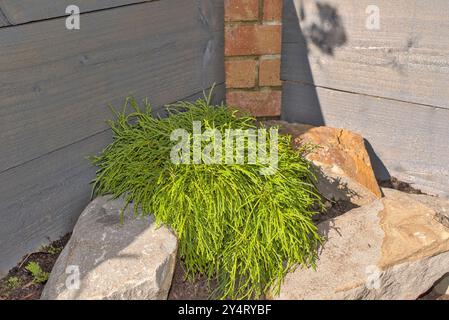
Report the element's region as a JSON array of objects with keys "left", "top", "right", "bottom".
[{"left": 225, "top": 0, "right": 283, "bottom": 117}]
